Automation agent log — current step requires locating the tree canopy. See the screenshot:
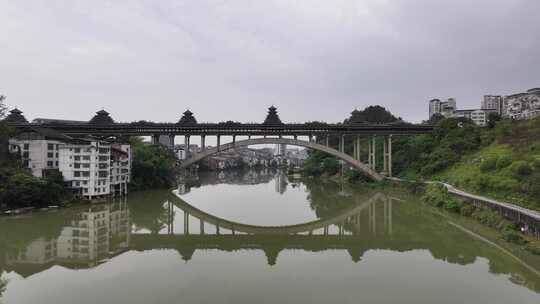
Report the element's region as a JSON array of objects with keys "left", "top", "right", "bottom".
[{"left": 345, "top": 105, "right": 399, "bottom": 124}]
